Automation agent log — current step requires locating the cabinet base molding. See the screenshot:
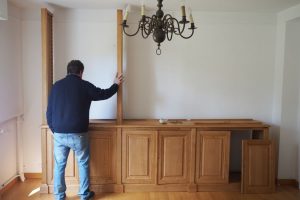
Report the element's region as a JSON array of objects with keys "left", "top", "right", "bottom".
[
  {"left": 187, "top": 184, "right": 197, "bottom": 192},
  {"left": 197, "top": 183, "right": 240, "bottom": 192},
  {"left": 124, "top": 184, "right": 190, "bottom": 192},
  {"left": 41, "top": 183, "right": 243, "bottom": 193},
  {"left": 277, "top": 179, "right": 299, "bottom": 188}
]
